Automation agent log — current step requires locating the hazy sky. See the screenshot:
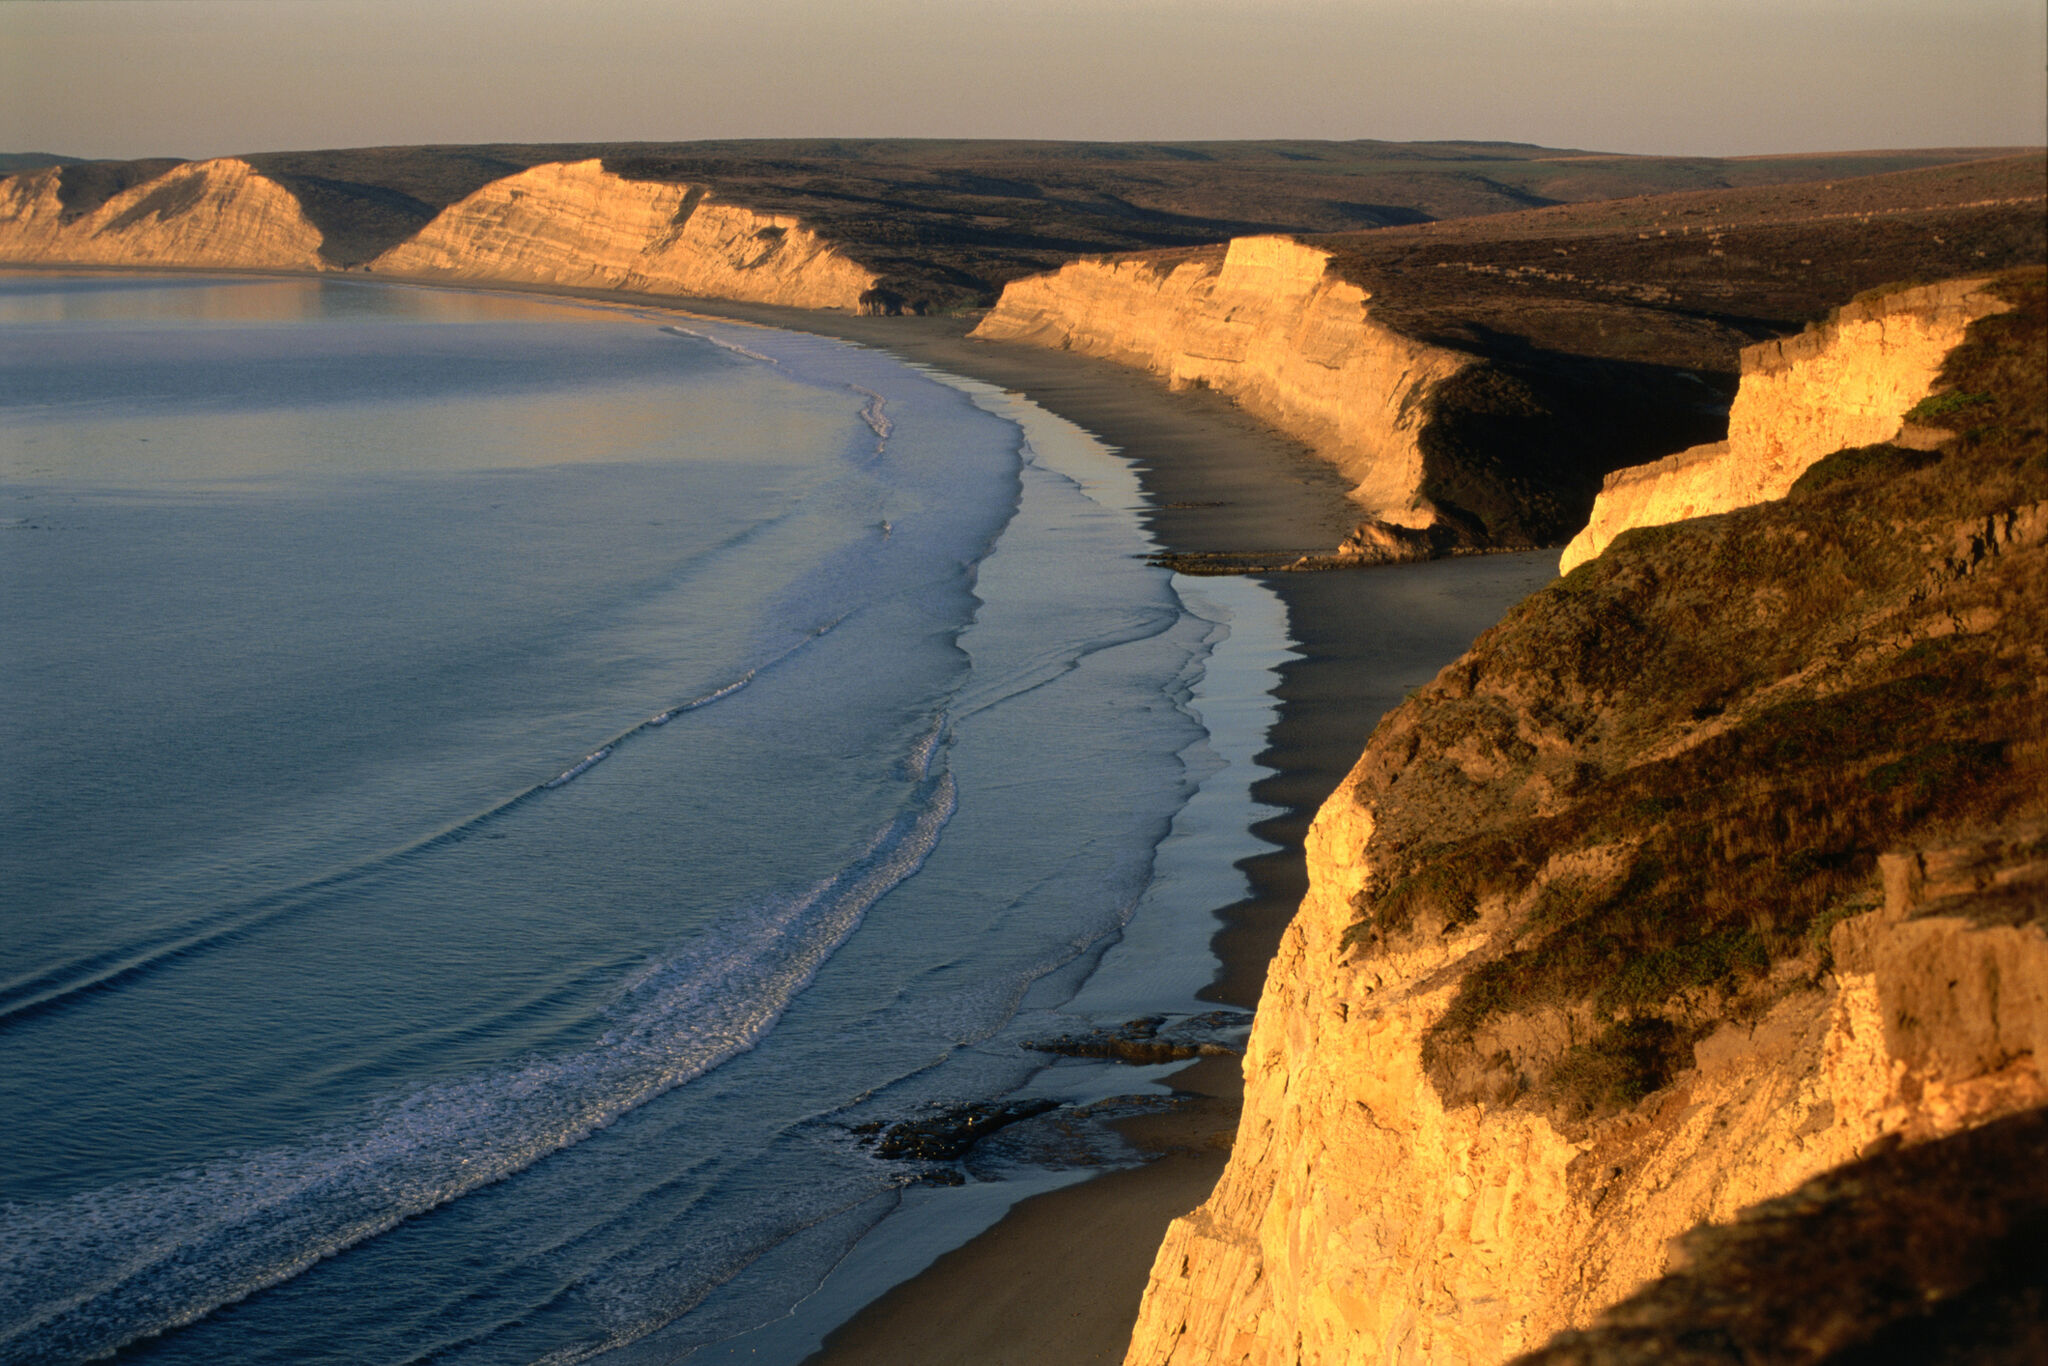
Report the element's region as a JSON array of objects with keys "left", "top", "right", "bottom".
[{"left": 5, "top": 0, "right": 2044, "bottom": 161}]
